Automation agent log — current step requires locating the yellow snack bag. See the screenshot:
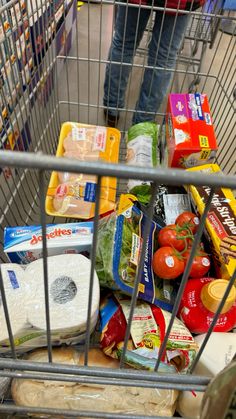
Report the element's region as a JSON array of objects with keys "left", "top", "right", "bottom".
[
  {"left": 46, "top": 122, "right": 120, "bottom": 219},
  {"left": 186, "top": 164, "right": 236, "bottom": 280}
]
